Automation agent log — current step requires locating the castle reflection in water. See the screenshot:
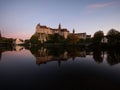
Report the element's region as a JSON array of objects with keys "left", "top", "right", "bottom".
[
  {"left": 0, "top": 46, "right": 120, "bottom": 66},
  {"left": 29, "top": 46, "right": 120, "bottom": 66},
  {"left": 34, "top": 48, "right": 69, "bottom": 65},
  {"left": 29, "top": 46, "right": 92, "bottom": 65}
]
